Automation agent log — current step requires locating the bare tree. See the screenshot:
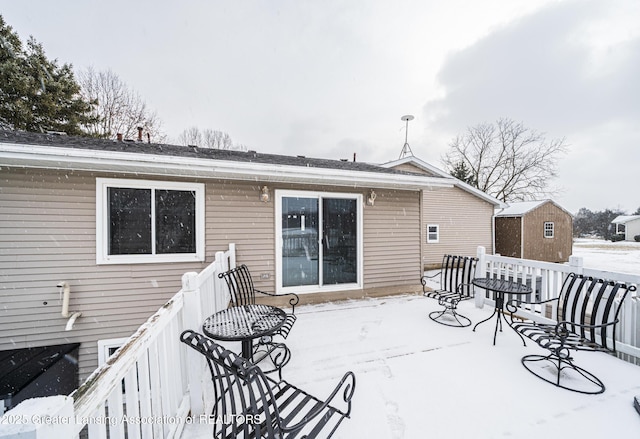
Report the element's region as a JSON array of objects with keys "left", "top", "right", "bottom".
[
  {"left": 77, "top": 67, "right": 163, "bottom": 141},
  {"left": 177, "top": 126, "right": 239, "bottom": 150},
  {"left": 178, "top": 126, "right": 203, "bottom": 146},
  {"left": 442, "top": 118, "right": 568, "bottom": 202},
  {"left": 203, "top": 129, "right": 233, "bottom": 149}
]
